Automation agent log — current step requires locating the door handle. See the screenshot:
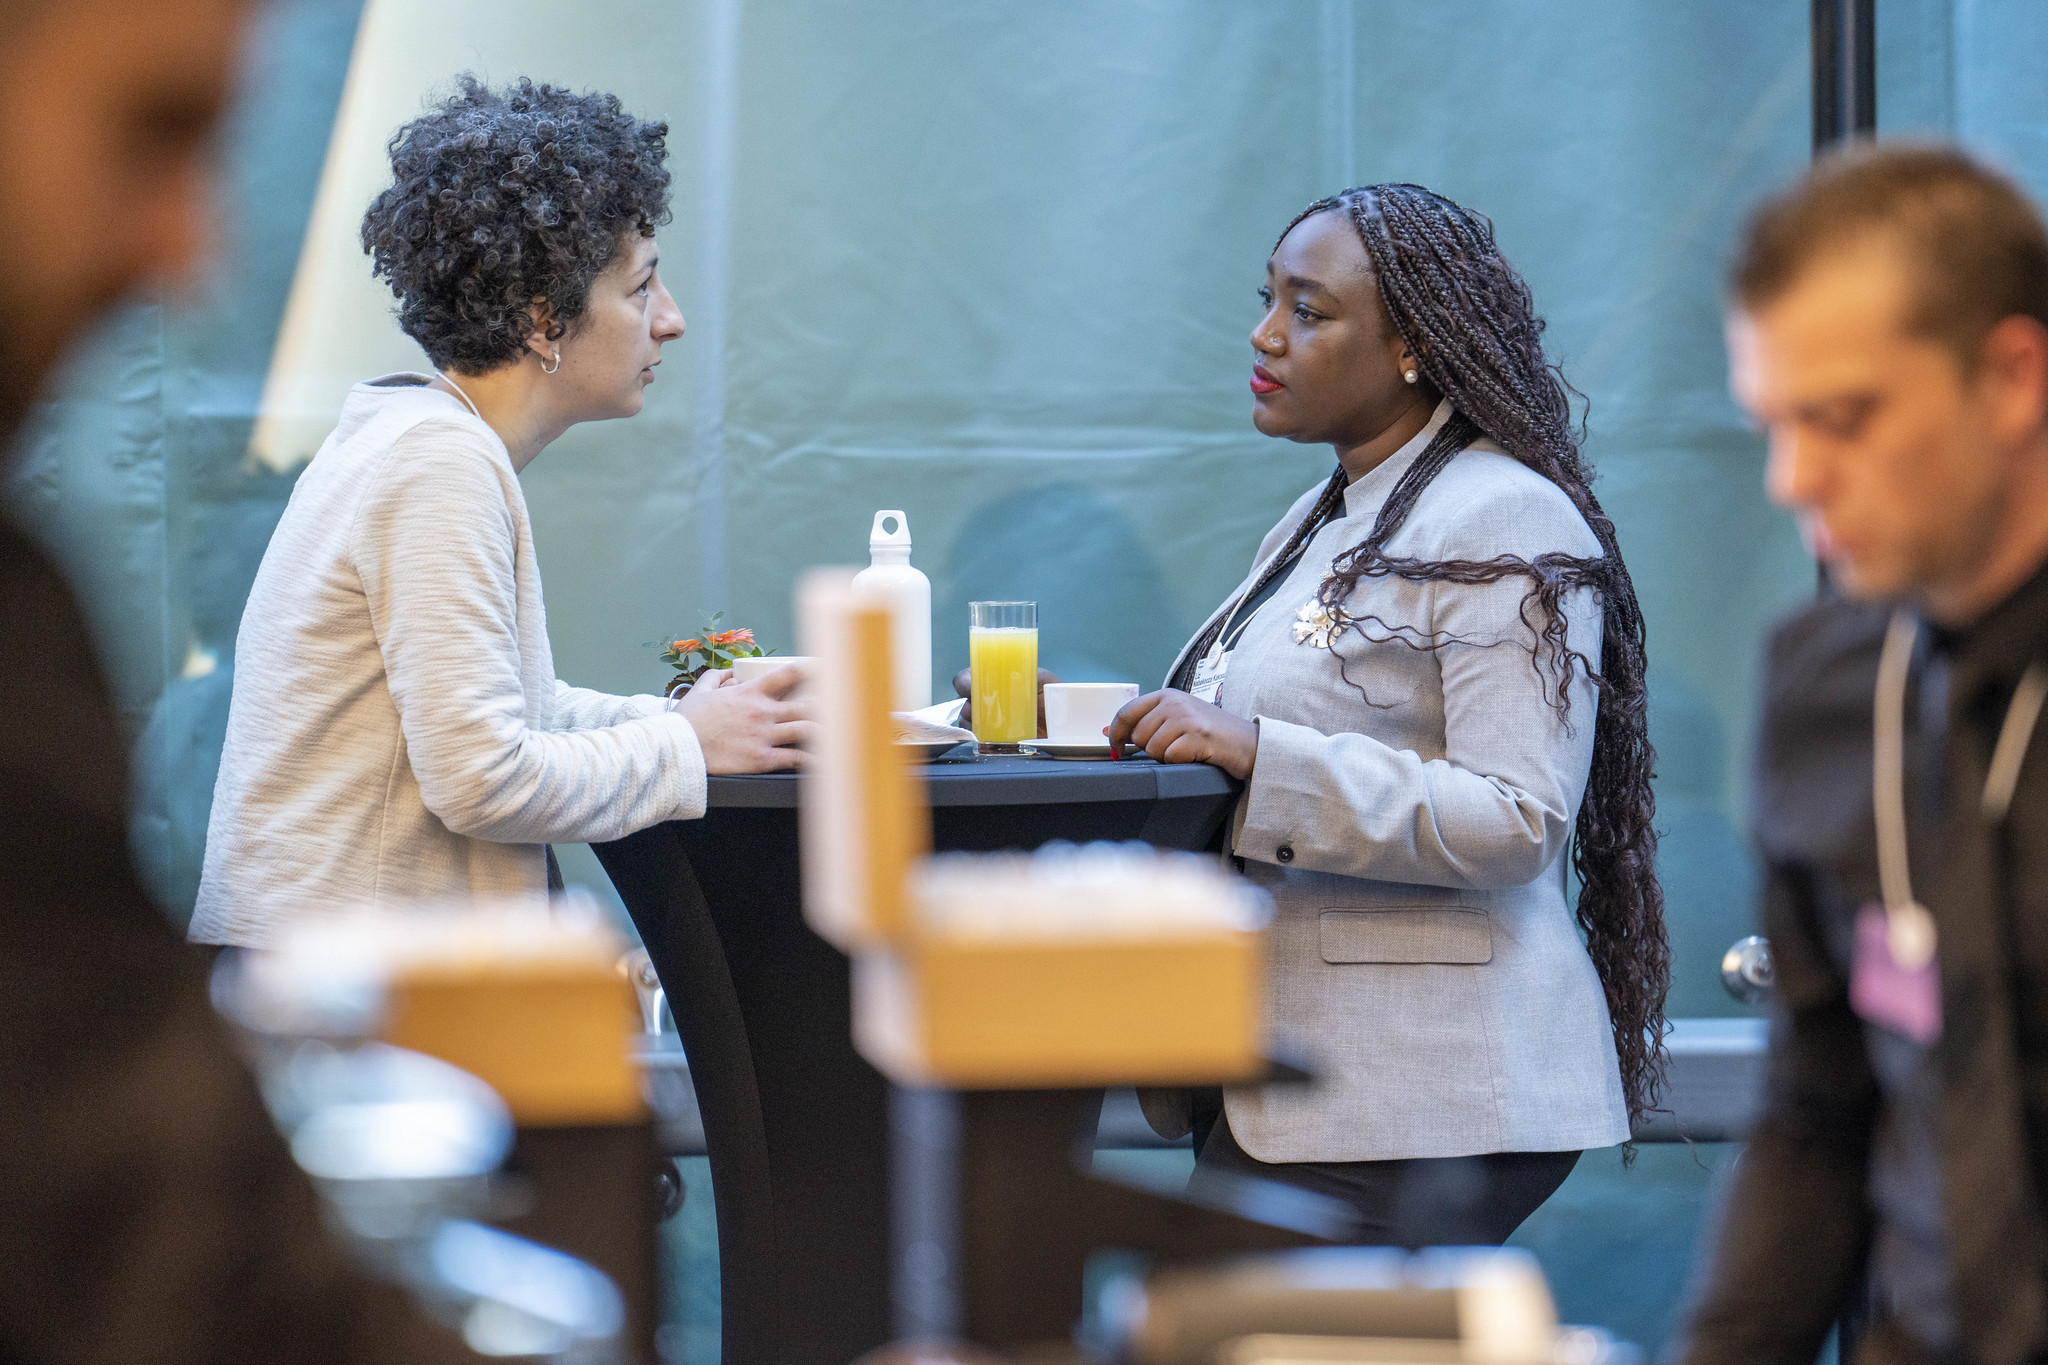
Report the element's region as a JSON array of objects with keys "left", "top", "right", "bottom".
[{"left": 1720, "top": 935, "right": 1774, "bottom": 1005}]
